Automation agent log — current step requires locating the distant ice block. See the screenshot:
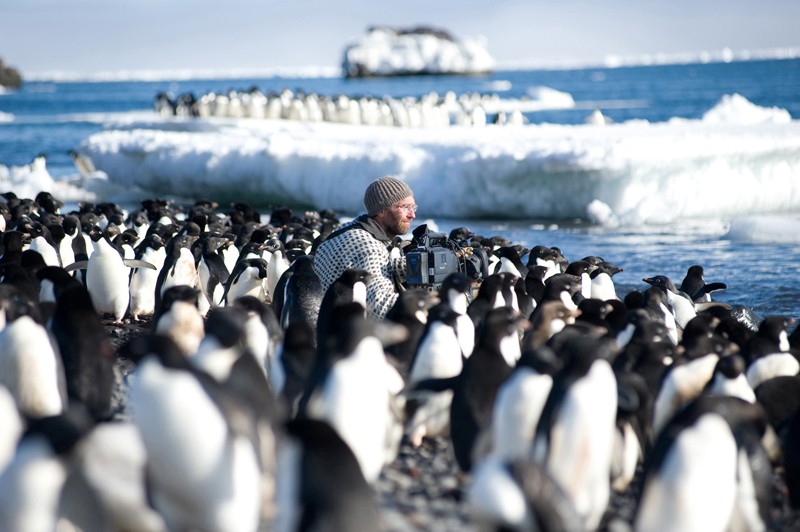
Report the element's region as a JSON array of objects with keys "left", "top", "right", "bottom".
[{"left": 341, "top": 26, "right": 495, "bottom": 78}]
